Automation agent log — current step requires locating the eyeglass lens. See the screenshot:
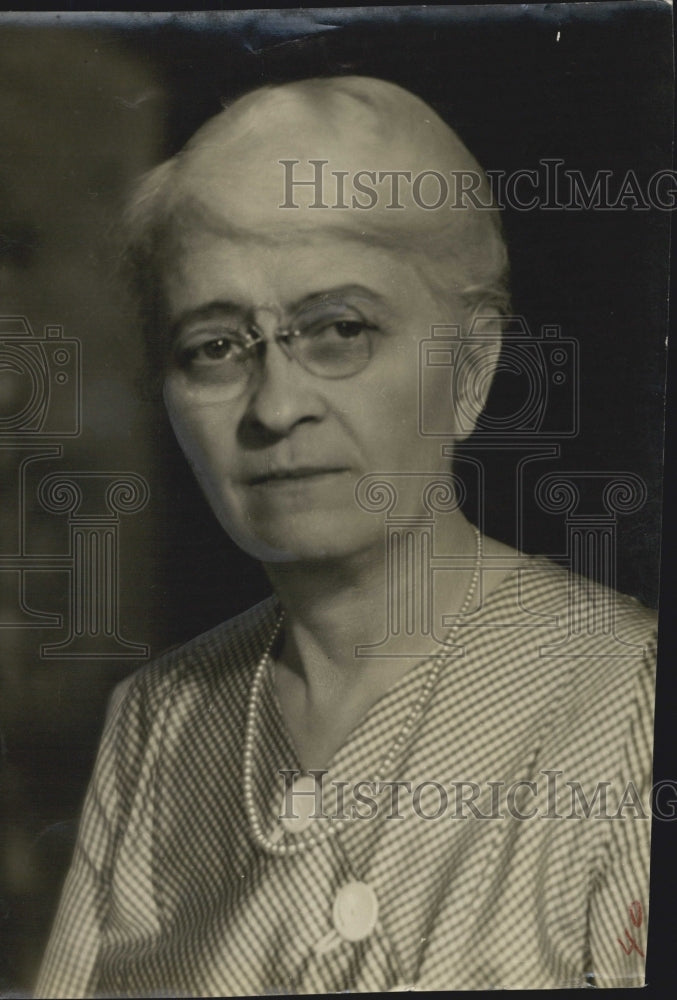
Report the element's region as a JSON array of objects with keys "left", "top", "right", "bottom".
[{"left": 171, "top": 301, "right": 374, "bottom": 396}]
